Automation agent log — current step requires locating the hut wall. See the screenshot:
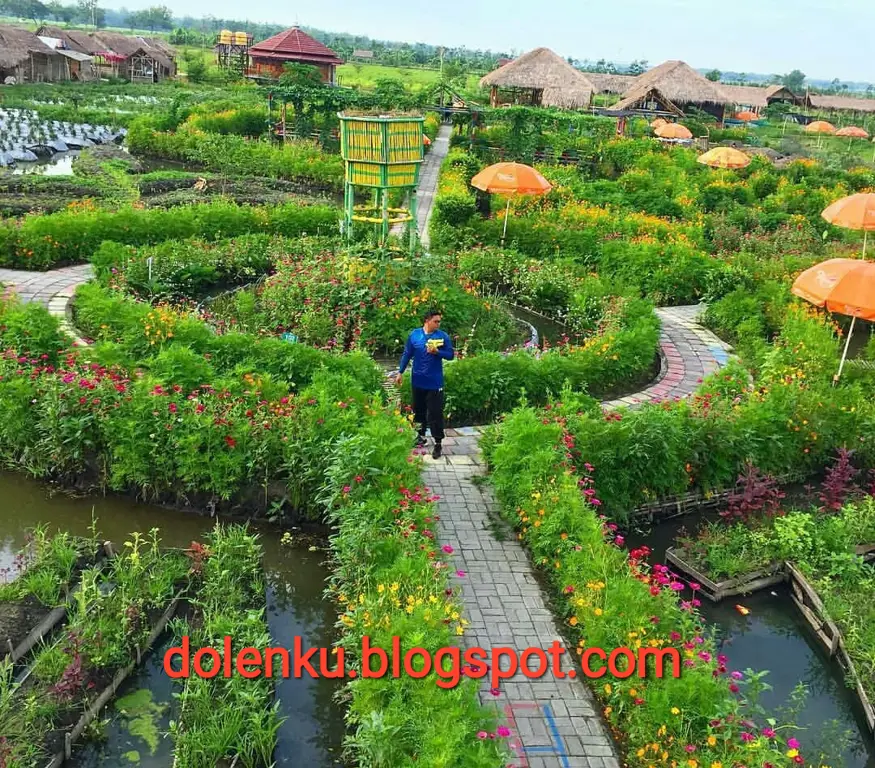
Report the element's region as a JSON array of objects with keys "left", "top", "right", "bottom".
[{"left": 249, "top": 56, "right": 334, "bottom": 82}]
